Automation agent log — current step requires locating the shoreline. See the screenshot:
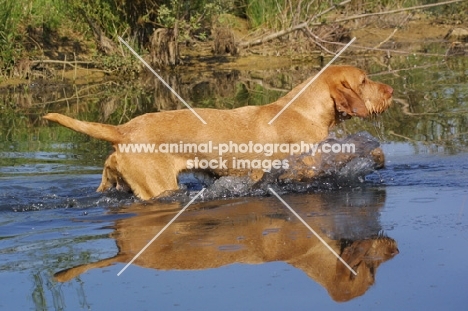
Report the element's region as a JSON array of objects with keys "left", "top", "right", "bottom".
[{"left": 1, "top": 14, "right": 465, "bottom": 88}]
